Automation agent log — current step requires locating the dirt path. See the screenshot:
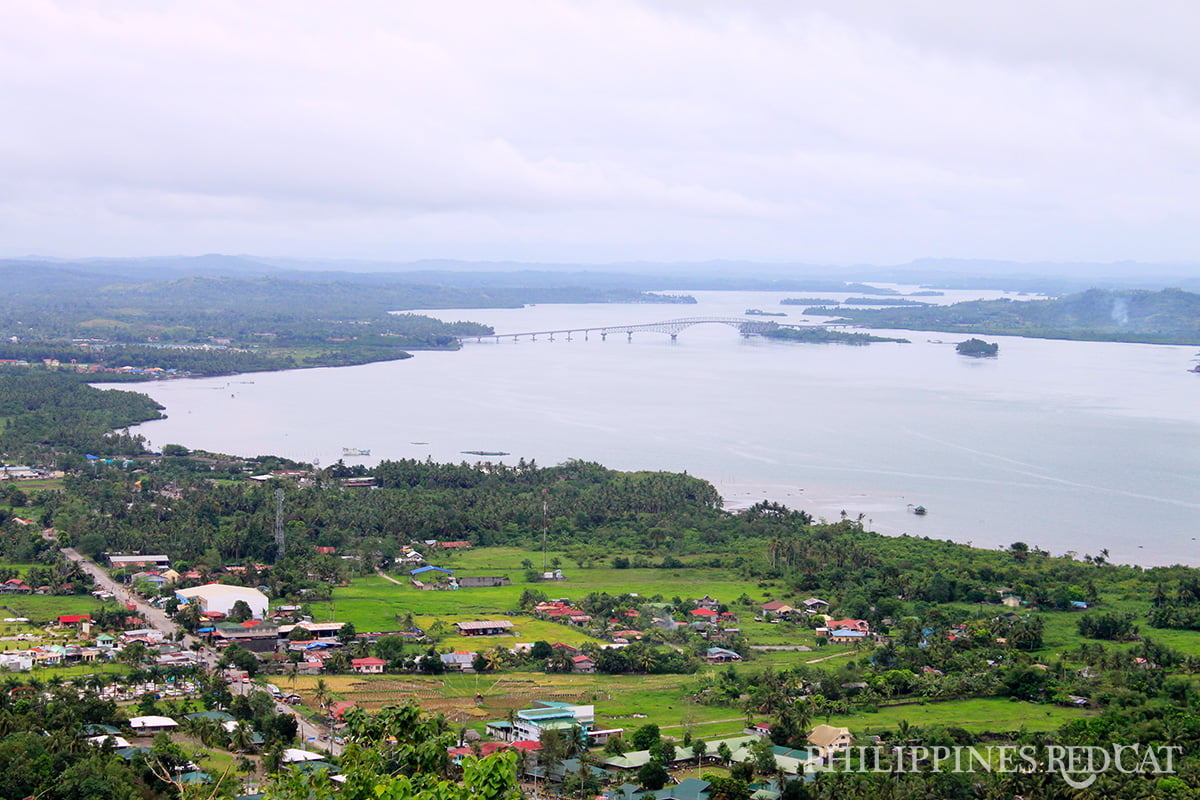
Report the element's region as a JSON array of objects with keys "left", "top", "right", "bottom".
[
  {"left": 376, "top": 569, "right": 405, "bottom": 585},
  {"left": 805, "top": 650, "right": 855, "bottom": 664}
]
